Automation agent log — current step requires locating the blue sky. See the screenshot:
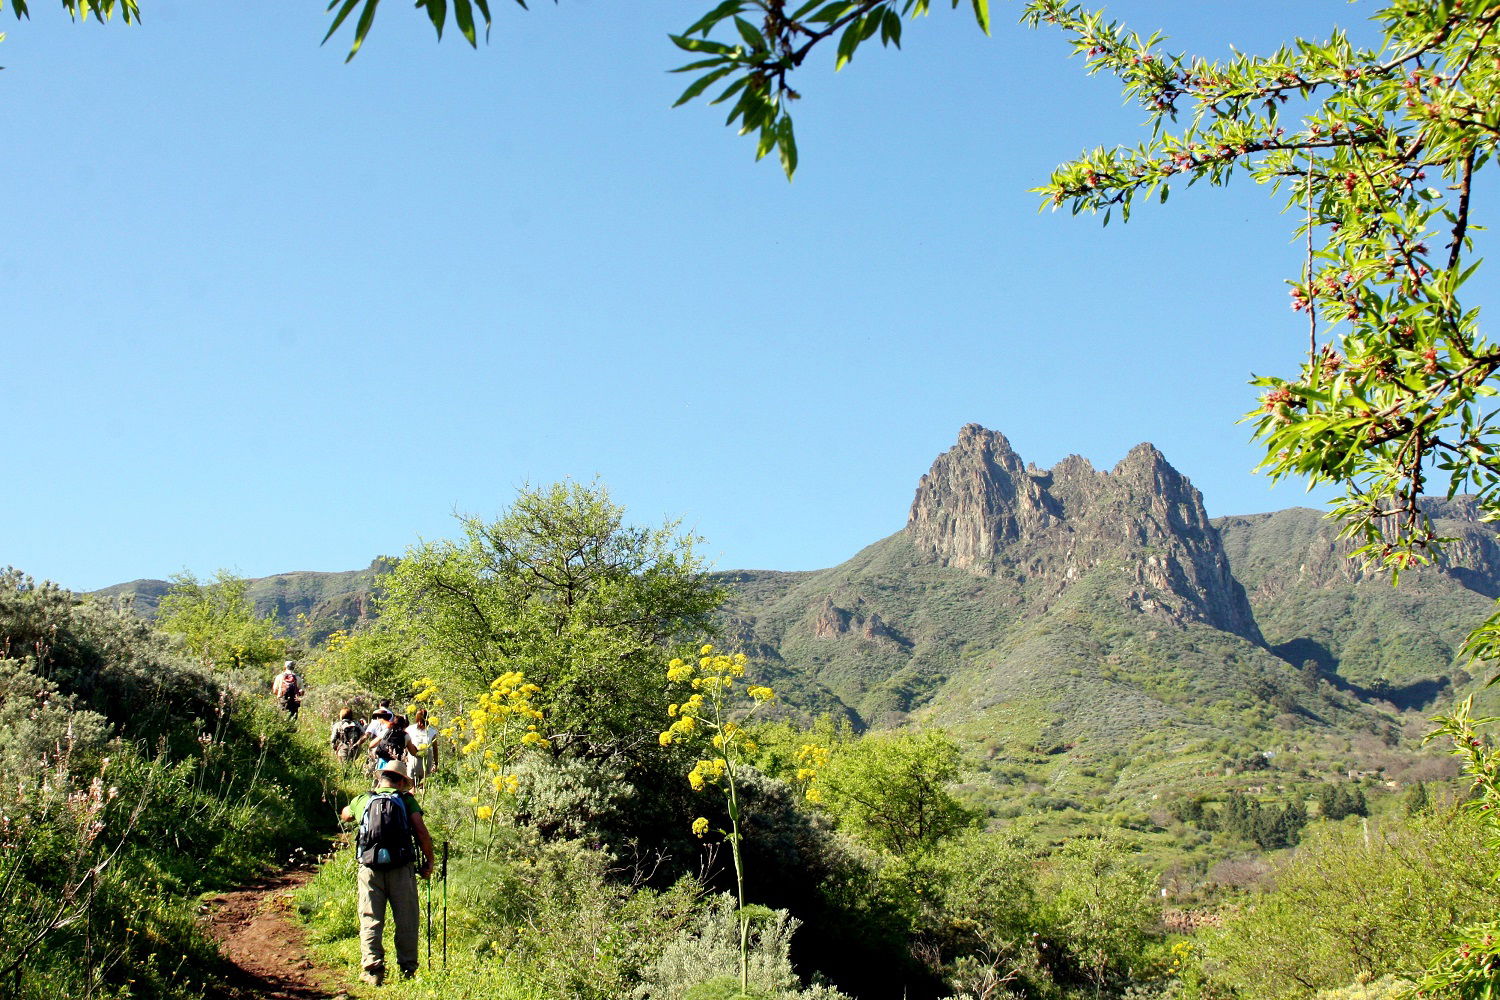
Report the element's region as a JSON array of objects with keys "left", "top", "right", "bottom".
[{"left": 6, "top": 1, "right": 1450, "bottom": 591}]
